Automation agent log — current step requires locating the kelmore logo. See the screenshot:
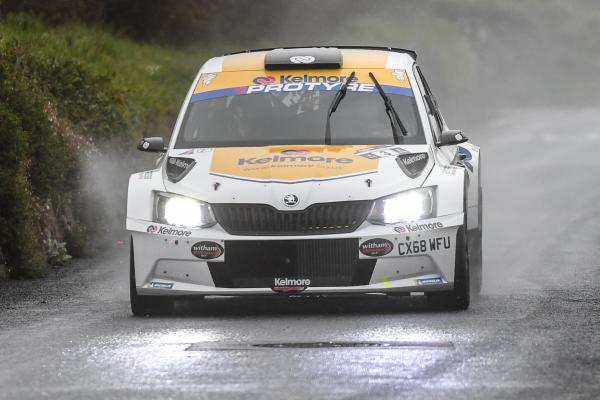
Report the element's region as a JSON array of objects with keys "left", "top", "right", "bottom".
[
  {"left": 252, "top": 76, "right": 276, "bottom": 85},
  {"left": 396, "top": 152, "right": 429, "bottom": 179},
  {"left": 394, "top": 222, "right": 443, "bottom": 234},
  {"left": 147, "top": 225, "right": 192, "bottom": 237},
  {"left": 274, "top": 278, "right": 311, "bottom": 287},
  {"left": 245, "top": 74, "right": 371, "bottom": 95},
  {"left": 238, "top": 154, "right": 353, "bottom": 165},
  {"left": 399, "top": 153, "right": 427, "bottom": 166},
  {"left": 359, "top": 238, "right": 394, "bottom": 257},
  {"left": 272, "top": 277, "right": 311, "bottom": 293},
  {"left": 190, "top": 241, "right": 223, "bottom": 259}
]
